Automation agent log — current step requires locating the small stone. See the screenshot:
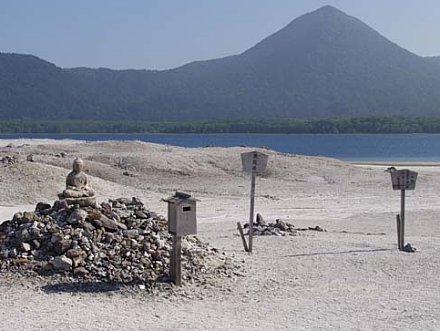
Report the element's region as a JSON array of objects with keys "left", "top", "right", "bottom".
[
  {"left": 51, "top": 233, "right": 64, "bottom": 244},
  {"left": 99, "top": 215, "right": 119, "bottom": 231},
  {"left": 51, "top": 255, "right": 73, "bottom": 271},
  {"left": 40, "top": 261, "right": 53, "bottom": 271},
  {"left": 402, "top": 243, "right": 416, "bottom": 253},
  {"left": 53, "top": 199, "right": 70, "bottom": 212},
  {"left": 82, "top": 221, "right": 96, "bottom": 232},
  {"left": 8, "top": 248, "right": 17, "bottom": 258},
  {"left": 12, "top": 212, "right": 23, "bottom": 222},
  {"left": 21, "top": 243, "right": 31, "bottom": 252},
  {"left": 66, "top": 248, "right": 87, "bottom": 267},
  {"left": 256, "top": 213, "right": 266, "bottom": 226},
  {"left": 73, "top": 267, "right": 89, "bottom": 277},
  {"left": 68, "top": 209, "right": 88, "bottom": 224},
  {"left": 116, "top": 198, "right": 131, "bottom": 205},
  {"left": 80, "top": 236, "right": 91, "bottom": 248},
  {"left": 104, "top": 233, "right": 115, "bottom": 244},
  {"left": 124, "top": 229, "right": 139, "bottom": 238},
  {"left": 54, "top": 240, "right": 72, "bottom": 255},
  {"left": 276, "top": 219, "right": 288, "bottom": 231},
  {"left": 90, "top": 218, "right": 103, "bottom": 229},
  {"left": 1, "top": 250, "right": 9, "bottom": 259},
  {"left": 135, "top": 210, "right": 149, "bottom": 219},
  {"left": 35, "top": 202, "right": 51, "bottom": 212},
  {"left": 16, "top": 229, "right": 31, "bottom": 243},
  {"left": 29, "top": 228, "right": 41, "bottom": 240},
  {"left": 22, "top": 212, "right": 38, "bottom": 223},
  {"left": 140, "top": 258, "right": 151, "bottom": 266}
]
